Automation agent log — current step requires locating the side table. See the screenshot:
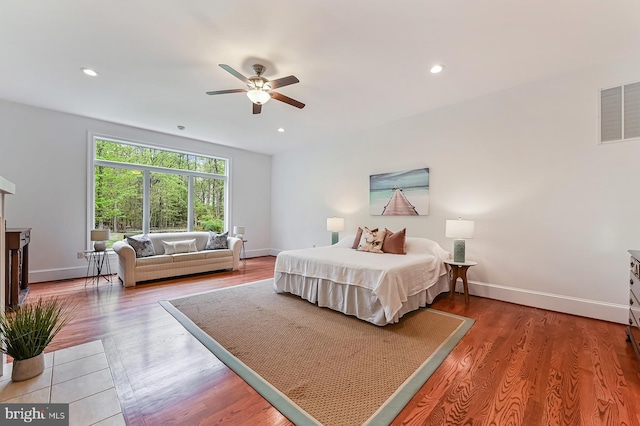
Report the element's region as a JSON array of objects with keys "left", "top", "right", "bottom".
[
  {"left": 84, "top": 249, "right": 114, "bottom": 286},
  {"left": 241, "top": 240, "right": 247, "bottom": 267},
  {"left": 444, "top": 259, "right": 477, "bottom": 304}
]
